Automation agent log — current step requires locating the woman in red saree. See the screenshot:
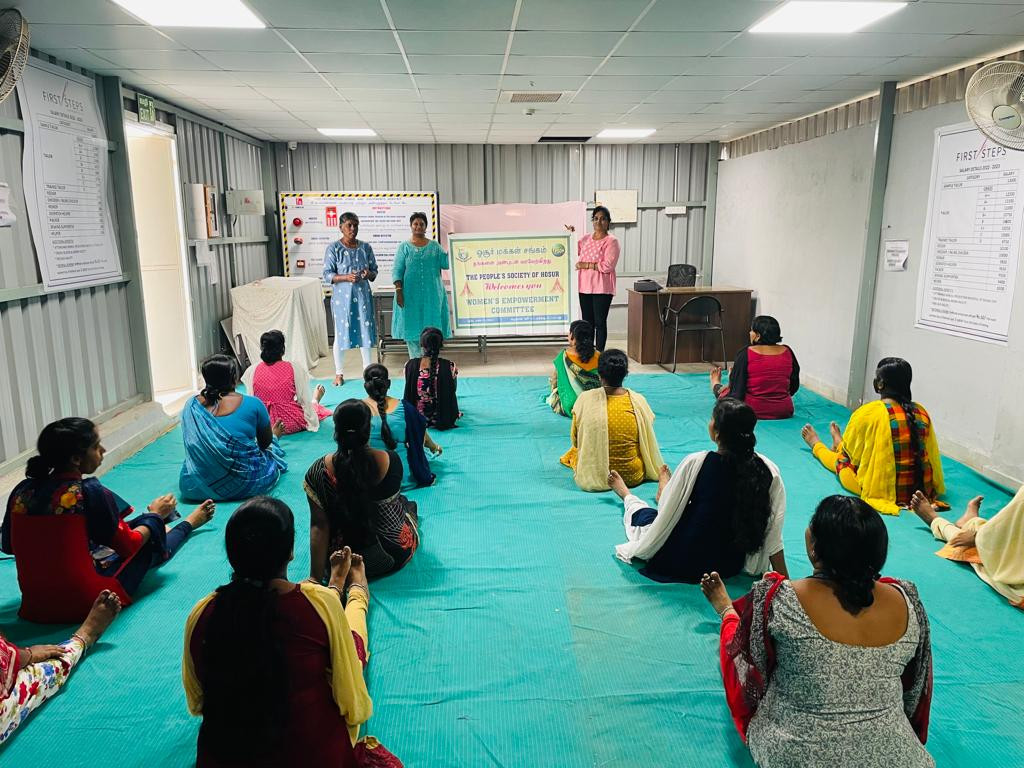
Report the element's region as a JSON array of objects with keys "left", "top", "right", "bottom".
[{"left": 701, "top": 495, "right": 933, "bottom": 768}]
